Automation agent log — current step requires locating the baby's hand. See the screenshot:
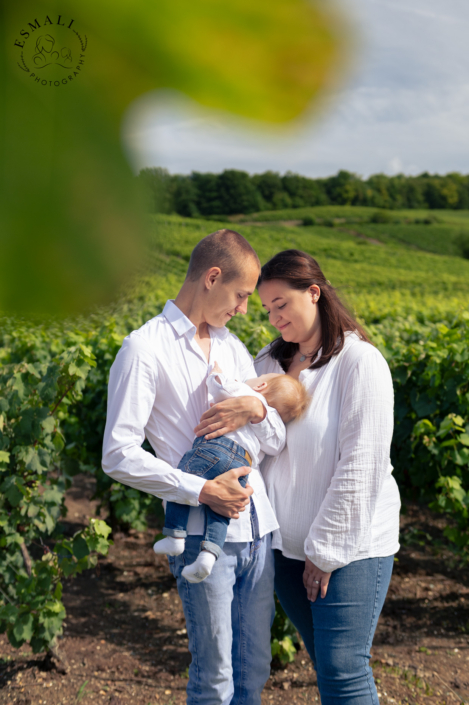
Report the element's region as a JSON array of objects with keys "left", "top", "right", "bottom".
[{"left": 212, "top": 361, "right": 223, "bottom": 375}]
